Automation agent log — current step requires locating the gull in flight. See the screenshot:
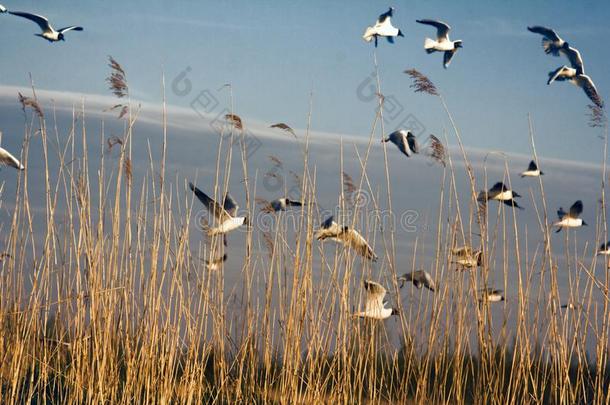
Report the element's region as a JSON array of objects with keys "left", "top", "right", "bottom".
[
  {"left": 478, "top": 182, "right": 523, "bottom": 210},
  {"left": 363, "top": 7, "right": 404, "bottom": 47},
  {"left": 354, "top": 280, "right": 399, "bottom": 320},
  {"left": 382, "top": 130, "right": 418, "bottom": 157},
  {"left": 189, "top": 183, "right": 248, "bottom": 243},
  {"left": 270, "top": 198, "right": 302, "bottom": 212},
  {"left": 416, "top": 19, "right": 462, "bottom": 68},
  {"left": 0, "top": 146, "right": 24, "bottom": 170},
  {"left": 527, "top": 26, "right": 566, "bottom": 57},
  {"left": 398, "top": 270, "right": 436, "bottom": 292},
  {"left": 478, "top": 288, "right": 504, "bottom": 303},
  {"left": 205, "top": 254, "right": 227, "bottom": 271},
  {"left": 9, "top": 11, "right": 83, "bottom": 42},
  {"left": 520, "top": 160, "right": 544, "bottom": 178},
  {"left": 597, "top": 241, "right": 610, "bottom": 256},
  {"left": 315, "top": 216, "right": 377, "bottom": 261},
  {"left": 548, "top": 68, "right": 603, "bottom": 108},
  {"left": 451, "top": 246, "right": 483, "bottom": 269},
  {"left": 554, "top": 200, "right": 587, "bottom": 233}
]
